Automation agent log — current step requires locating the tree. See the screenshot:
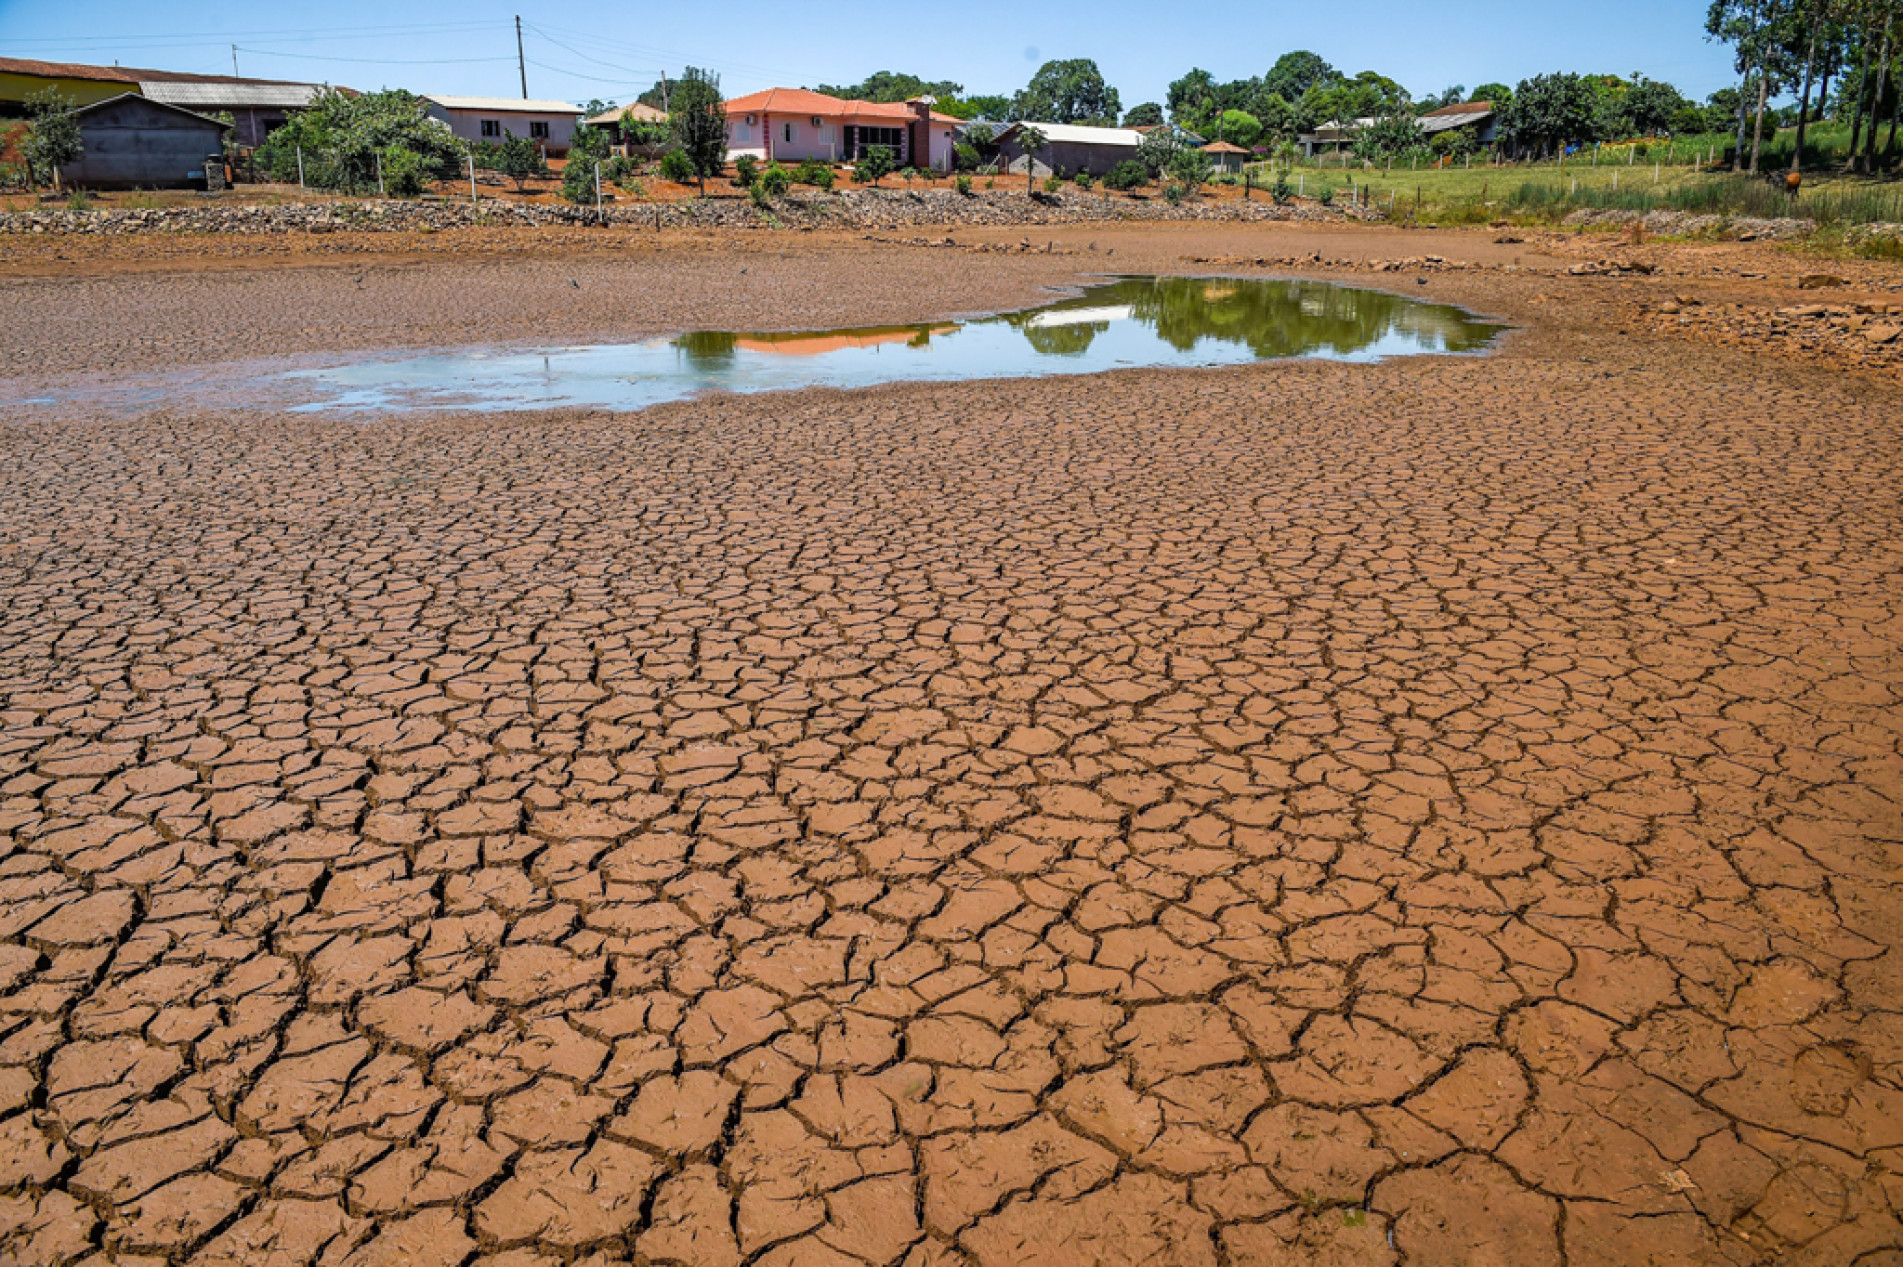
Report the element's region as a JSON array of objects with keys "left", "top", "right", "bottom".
[
  {"left": 636, "top": 76, "right": 677, "bottom": 112},
  {"left": 21, "top": 88, "right": 83, "bottom": 192},
  {"left": 947, "top": 93, "right": 1013, "bottom": 120},
  {"left": 1262, "top": 51, "right": 1340, "bottom": 102},
  {"left": 493, "top": 132, "right": 549, "bottom": 190},
  {"left": 1496, "top": 72, "right": 1600, "bottom": 156},
  {"left": 856, "top": 144, "right": 895, "bottom": 186},
  {"left": 1123, "top": 102, "right": 1166, "bottom": 127},
  {"left": 1136, "top": 125, "right": 1191, "bottom": 174},
  {"left": 1013, "top": 59, "right": 1121, "bottom": 125},
  {"left": 1013, "top": 124, "right": 1048, "bottom": 191},
  {"left": 813, "top": 71, "right": 963, "bottom": 102},
  {"left": 255, "top": 87, "right": 461, "bottom": 193},
  {"left": 1167, "top": 69, "right": 1219, "bottom": 129},
  {"left": 1354, "top": 109, "right": 1425, "bottom": 160},
  {"left": 1216, "top": 109, "right": 1263, "bottom": 148},
  {"left": 1165, "top": 145, "right": 1213, "bottom": 192},
  {"left": 1470, "top": 82, "right": 1515, "bottom": 107},
  {"left": 670, "top": 66, "right": 727, "bottom": 194},
  {"left": 581, "top": 98, "right": 615, "bottom": 119}
]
